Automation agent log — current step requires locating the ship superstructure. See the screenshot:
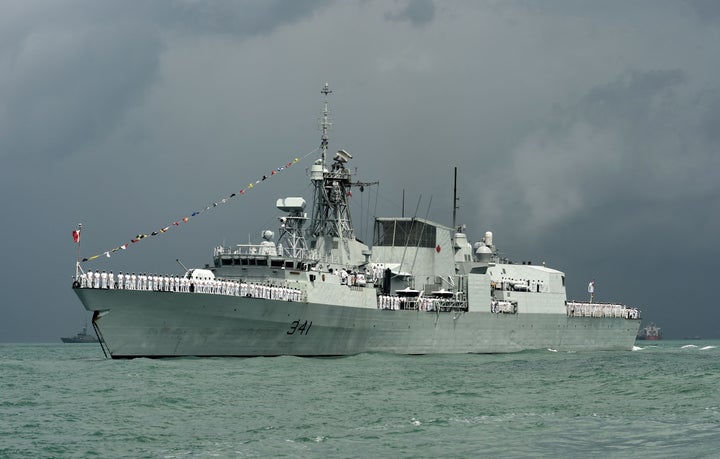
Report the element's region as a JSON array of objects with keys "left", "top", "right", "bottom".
[{"left": 72, "top": 84, "right": 641, "bottom": 358}]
